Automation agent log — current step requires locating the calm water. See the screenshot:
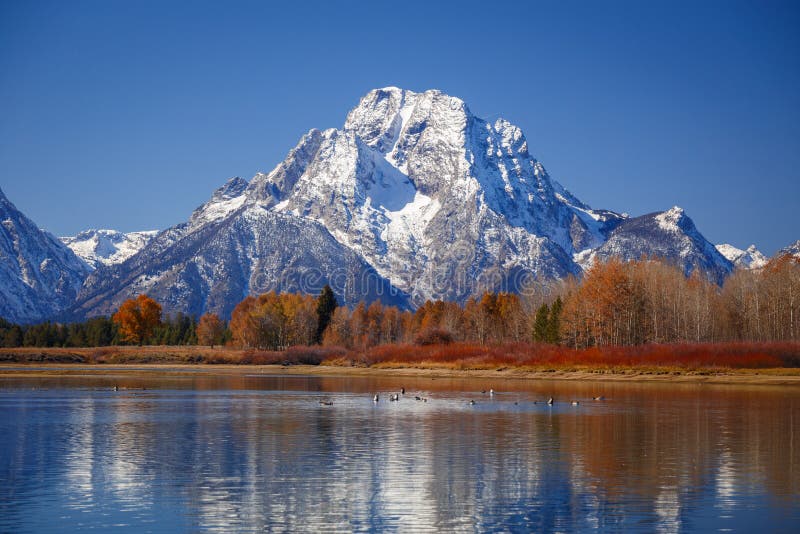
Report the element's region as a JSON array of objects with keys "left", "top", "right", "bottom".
[{"left": 1, "top": 371, "right": 798, "bottom": 533}]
